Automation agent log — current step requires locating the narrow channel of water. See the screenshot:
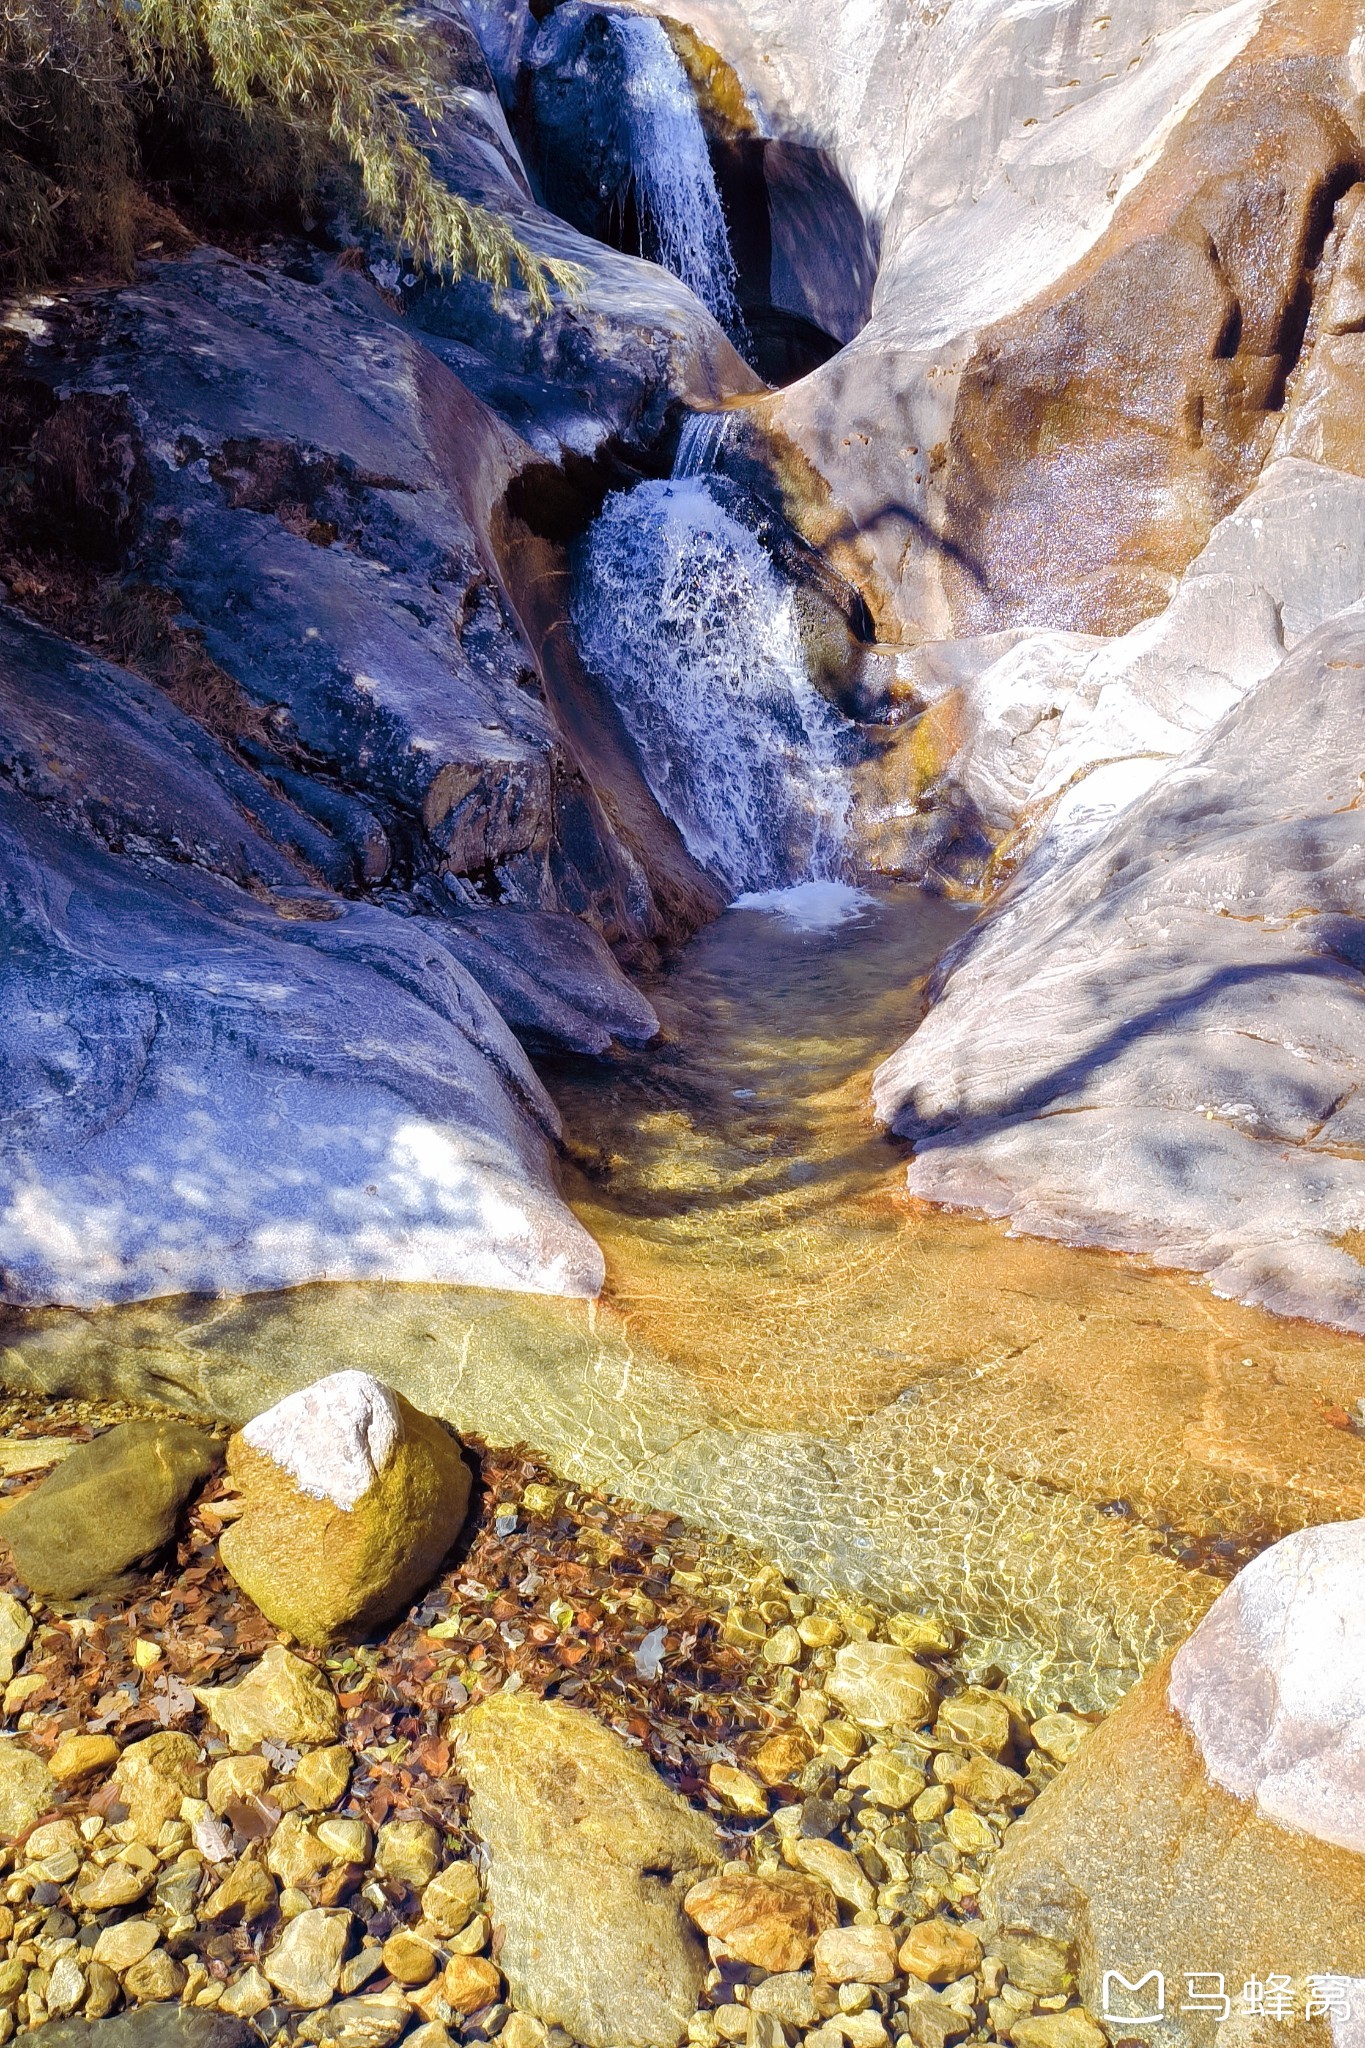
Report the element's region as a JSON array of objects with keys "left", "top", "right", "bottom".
[{"left": 8, "top": 884, "right": 1365, "bottom": 1711}]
